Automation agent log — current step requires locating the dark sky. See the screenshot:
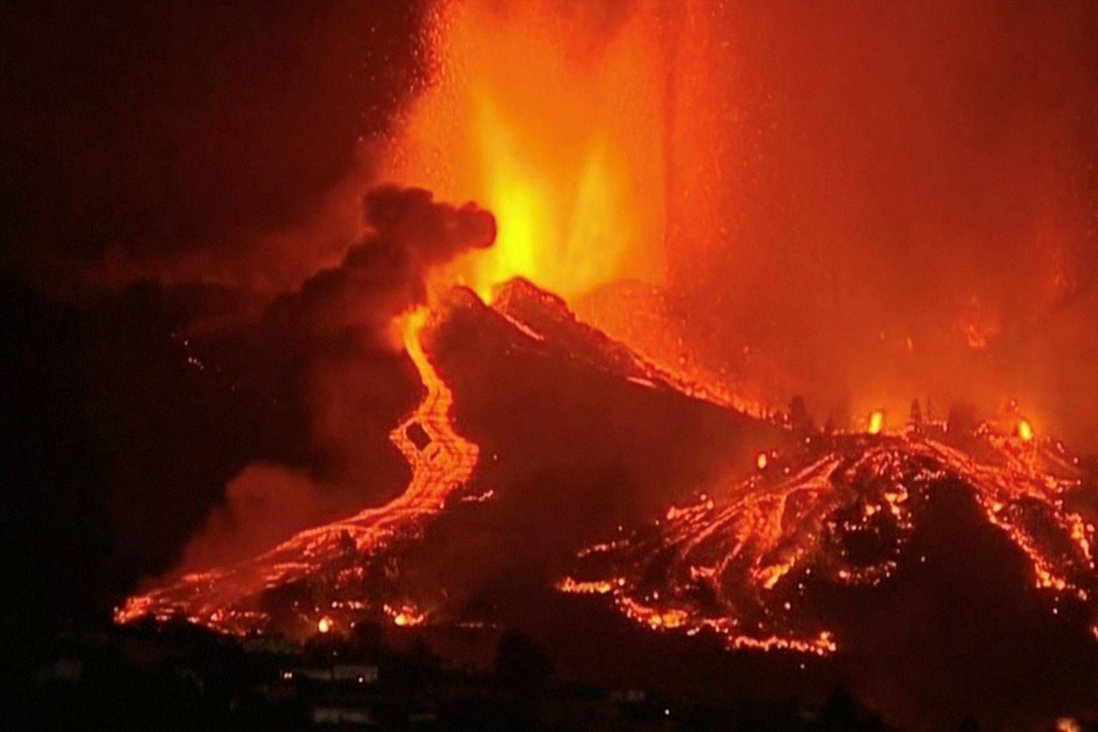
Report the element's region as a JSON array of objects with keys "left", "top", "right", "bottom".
[
  {"left": 1, "top": 0, "right": 433, "bottom": 630},
  {"left": 1, "top": 1, "right": 428, "bottom": 281}
]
